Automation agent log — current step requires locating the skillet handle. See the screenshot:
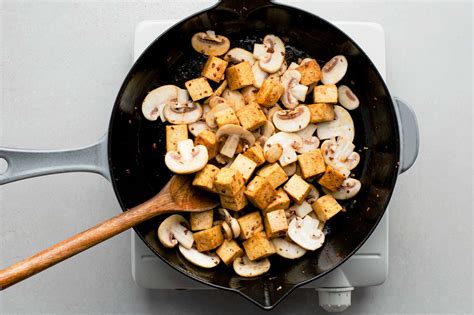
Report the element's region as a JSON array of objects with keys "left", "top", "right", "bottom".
[
  {"left": 215, "top": 0, "right": 272, "bottom": 12},
  {"left": 394, "top": 97, "right": 419, "bottom": 173},
  {"left": 0, "top": 135, "right": 110, "bottom": 185}
]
